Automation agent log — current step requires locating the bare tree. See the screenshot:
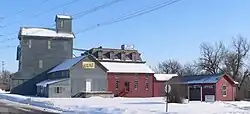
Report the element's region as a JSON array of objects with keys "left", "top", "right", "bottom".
[
  {"left": 198, "top": 41, "right": 226, "bottom": 74},
  {"left": 224, "top": 36, "right": 250, "bottom": 87},
  {"left": 181, "top": 63, "right": 200, "bottom": 76},
  {"left": 157, "top": 59, "right": 183, "bottom": 75}
]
